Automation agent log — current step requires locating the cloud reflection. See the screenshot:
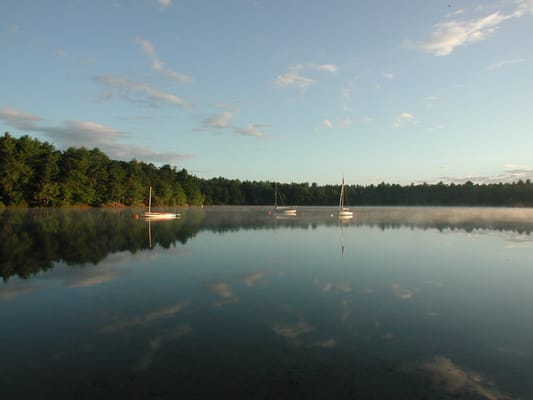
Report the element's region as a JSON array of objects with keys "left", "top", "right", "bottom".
[
  {"left": 418, "top": 356, "right": 512, "bottom": 400},
  {"left": 0, "top": 283, "right": 37, "bottom": 300},
  {"left": 315, "top": 279, "right": 353, "bottom": 294},
  {"left": 392, "top": 283, "right": 415, "bottom": 300},
  {"left": 136, "top": 325, "right": 192, "bottom": 371},
  {"left": 235, "top": 271, "right": 266, "bottom": 287},
  {"left": 63, "top": 268, "right": 120, "bottom": 288},
  {"left": 272, "top": 315, "right": 315, "bottom": 338},
  {"left": 208, "top": 282, "right": 239, "bottom": 307},
  {"left": 207, "top": 271, "right": 266, "bottom": 307},
  {"left": 101, "top": 299, "right": 191, "bottom": 333}
]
